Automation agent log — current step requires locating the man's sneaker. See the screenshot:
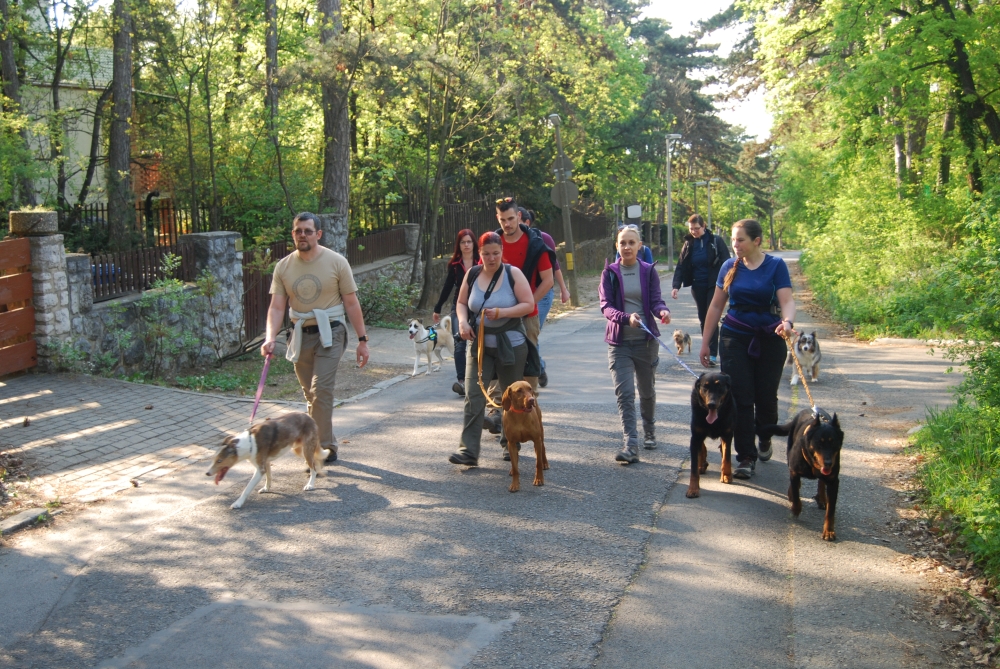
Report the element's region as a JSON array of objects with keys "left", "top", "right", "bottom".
[
  {"left": 615, "top": 448, "right": 639, "bottom": 465},
  {"left": 538, "top": 369, "right": 549, "bottom": 388},
  {"left": 643, "top": 432, "right": 657, "bottom": 450},
  {"left": 709, "top": 356, "right": 719, "bottom": 367},
  {"left": 448, "top": 452, "right": 478, "bottom": 467},
  {"left": 758, "top": 440, "right": 773, "bottom": 462},
  {"left": 733, "top": 458, "right": 755, "bottom": 479}
]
